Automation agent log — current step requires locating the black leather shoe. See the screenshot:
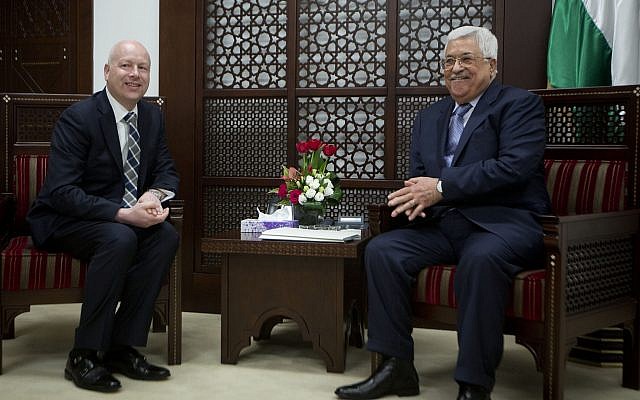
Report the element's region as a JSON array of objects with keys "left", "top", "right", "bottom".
[
  {"left": 103, "top": 346, "right": 170, "bottom": 381},
  {"left": 64, "top": 349, "right": 121, "bottom": 392},
  {"left": 335, "top": 356, "right": 419, "bottom": 399},
  {"left": 457, "top": 383, "right": 491, "bottom": 400}
]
